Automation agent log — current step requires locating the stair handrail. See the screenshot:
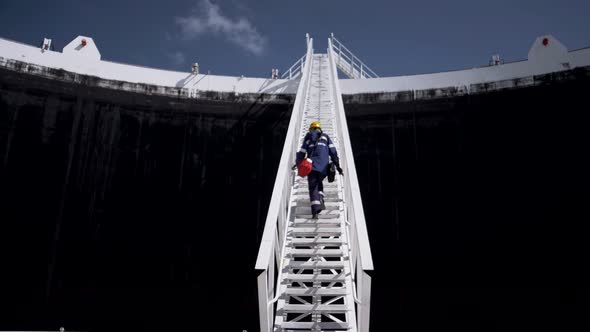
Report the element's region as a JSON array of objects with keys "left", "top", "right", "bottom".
[
  {"left": 280, "top": 53, "right": 306, "bottom": 79},
  {"left": 255, "top": 34, "right": 314, "bottom": 332},
  {"left": 328, "top": 36, "right": 374, "bottom": 332},
  {"left": 330, "top": 33, "right": 379, "bottom": 79}
]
